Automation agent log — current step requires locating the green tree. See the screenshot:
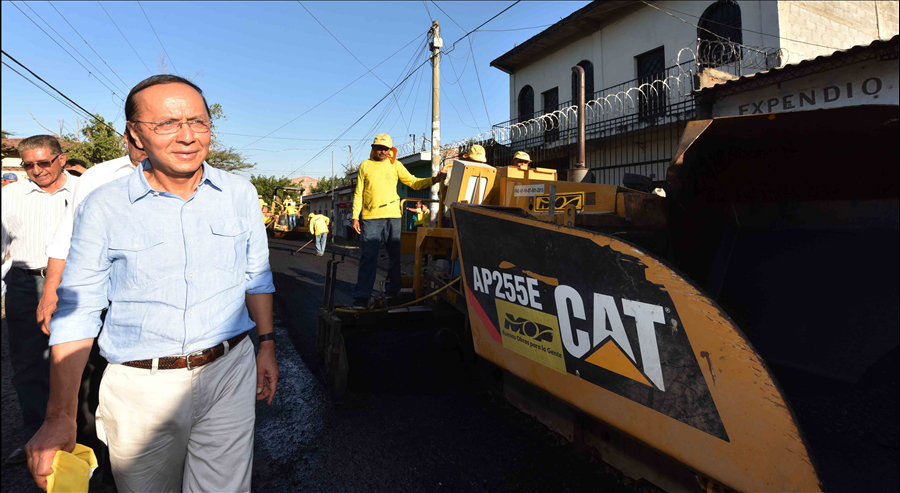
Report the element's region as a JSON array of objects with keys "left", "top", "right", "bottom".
[
  {"left": 250, "top": 174, "right": 299, "bottom": 204},
  {"left": 310, "top": 174, "right": 352, "bottom": 193},
  {"left": 62, "top": 117, "right": 125, "bottom": 166},
  {"left": 1, "top": 130, "right": 13, "bottom": 138},
  {"left": 206, "top": 103, "right": 255, "bottom": 172}
]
